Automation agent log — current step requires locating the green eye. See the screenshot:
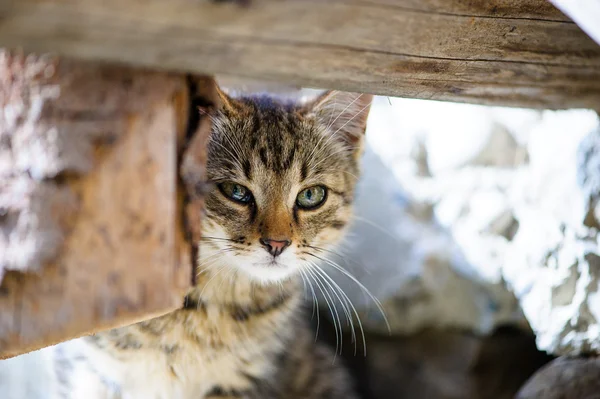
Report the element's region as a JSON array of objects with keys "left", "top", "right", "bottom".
[
  {"left": 219, "top": 182, "right": 252, "bottom": 204},
  {"left": 296, "top": 186, "right": 327, "bottom": 209}
]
